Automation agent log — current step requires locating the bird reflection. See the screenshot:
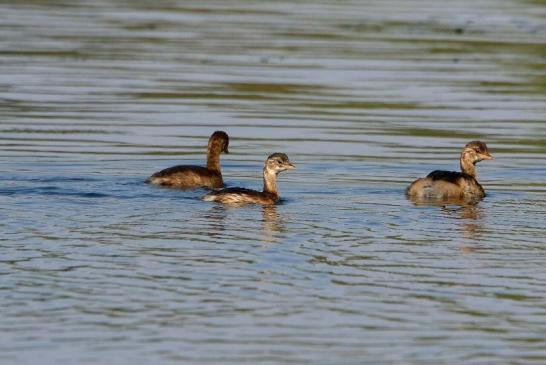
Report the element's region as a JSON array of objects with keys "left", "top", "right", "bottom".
[
  {"left": 407, "top": 194, "right": 482, "bottom": 208},
  {"left": 407, "top": 195, "right": 485, "bottom": 251},
  {"left": 261, "top": 205, "right": 285, "bottom": 243},
  {"left": 198, "top": 204, "right": 285, "bottom": 244},
  {"left": 441, "top": 203, "right": 483, "bottom": 241},
  {"left": 457, "top": 203, "right": 482, "bottom": 238}
]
